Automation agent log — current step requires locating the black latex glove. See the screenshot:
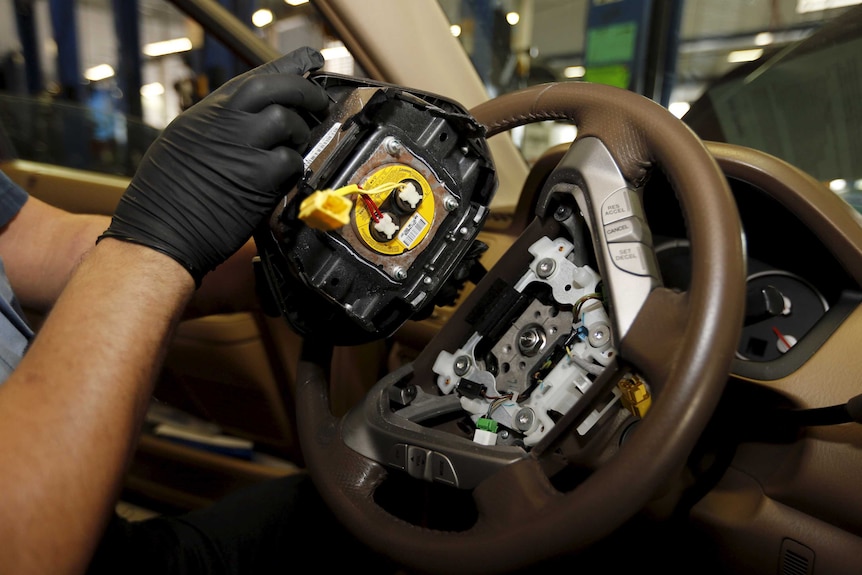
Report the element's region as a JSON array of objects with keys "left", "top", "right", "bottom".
[{"left": 99, "top": 47, "right": 329, "bottom": 285}]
